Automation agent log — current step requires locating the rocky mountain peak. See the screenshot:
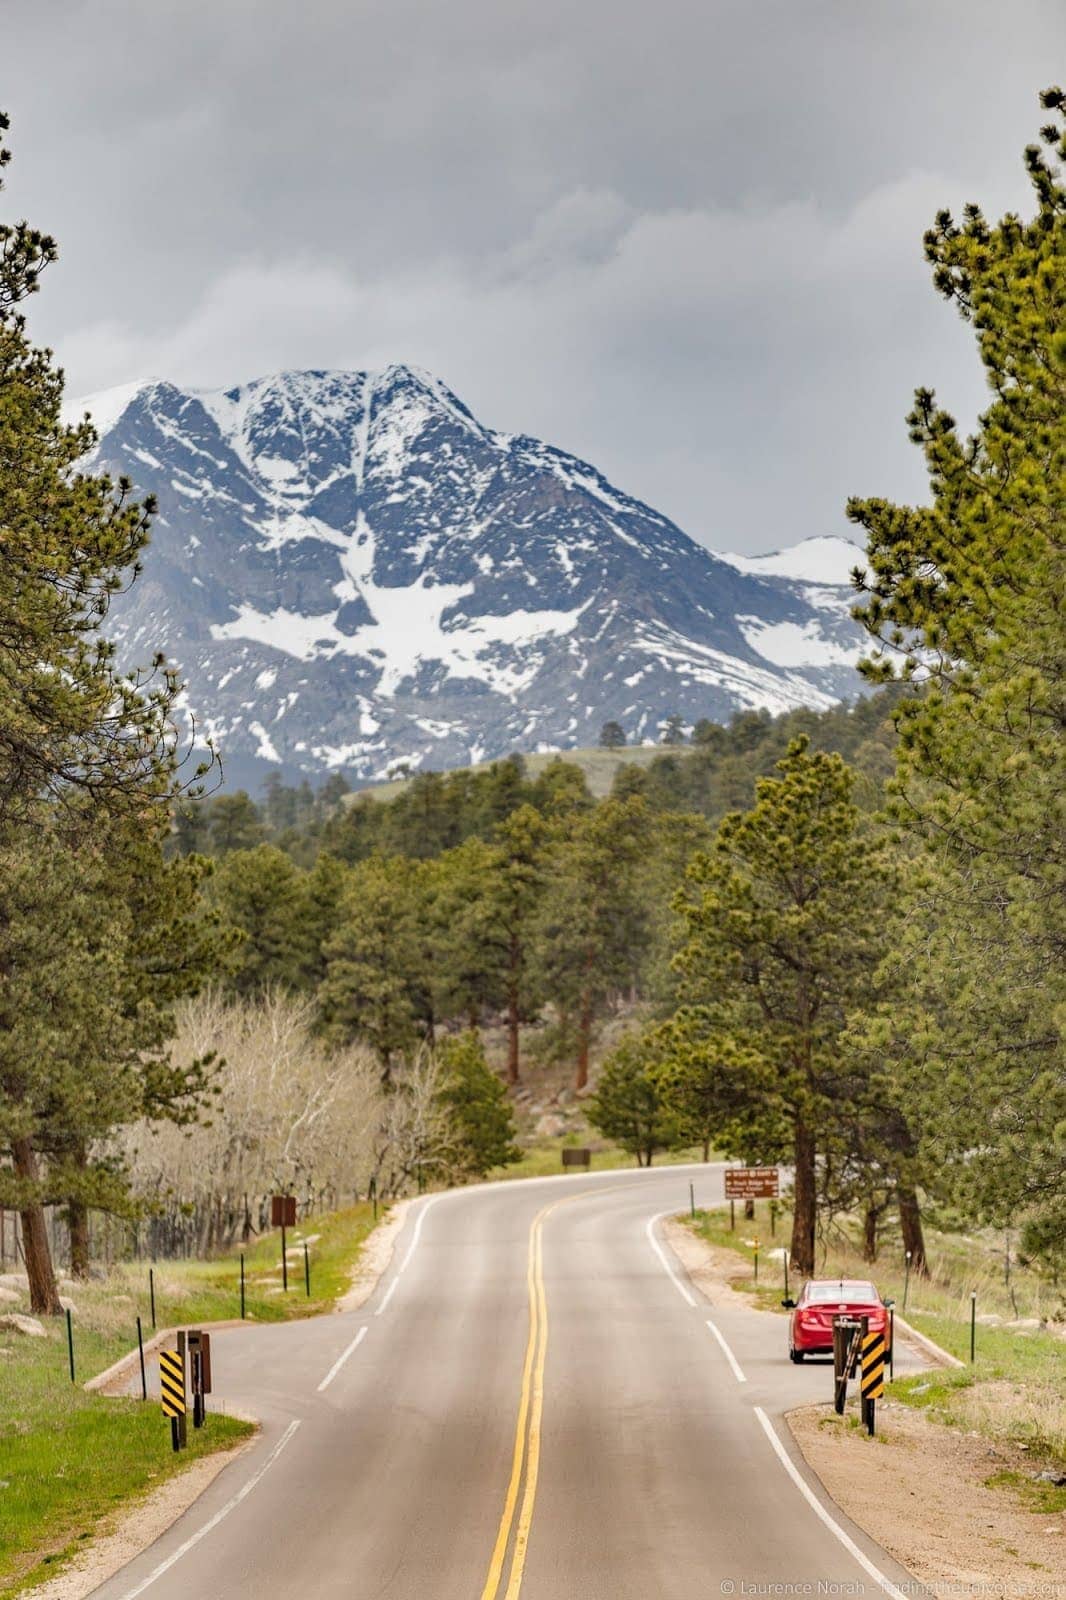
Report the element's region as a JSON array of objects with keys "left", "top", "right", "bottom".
[{"left": 73, "top": 367, "right": 868, "bottom": 788}]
